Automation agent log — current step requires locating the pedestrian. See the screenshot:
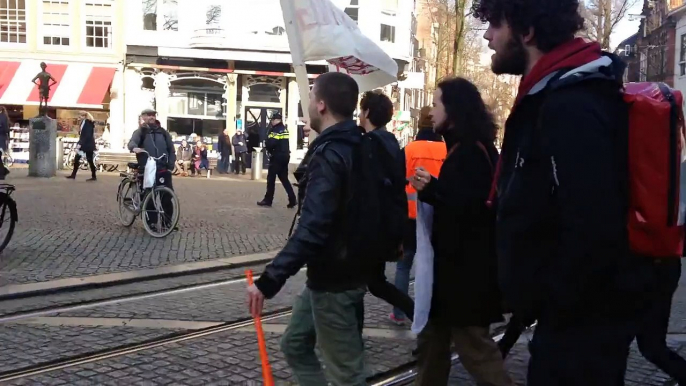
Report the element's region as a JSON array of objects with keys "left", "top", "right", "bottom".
[
  {"left": 66, "top": 111, "right": 97, "bottom": 181},
  {"left": 410, "top": 77, "right": 512, "bottom": 386},
  {"left": 0, "top": 106, "right": 10, "bottom": 180},
  {"left": 472, "top": 0, "right": 654, "bottom": 384},
  {"left": 232, "top": 128, "right": 248, "bottom": 175},
  {"left": 217, "top": 128, "right": 232, "bottom": 174},
  {"left": 175, "top": 139, "right": 192, "bottom": 176},
  {"left": 247, "top": 72, "right": 369, "bottom": 386},
  {"left": 128, "top": 109, "right": 177, "bottom": 231},
  {"left": 257, "top": 112, "right": 296, "bottom": 208},
  {"left": 390, "top": 106, "right": 446, "bottom": 324},
  {"left": 357, "top": 90, "right": 415, "bottom": 323},
  {"left": 192, "top": 140, "right": 209, "bottom": 177}
]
